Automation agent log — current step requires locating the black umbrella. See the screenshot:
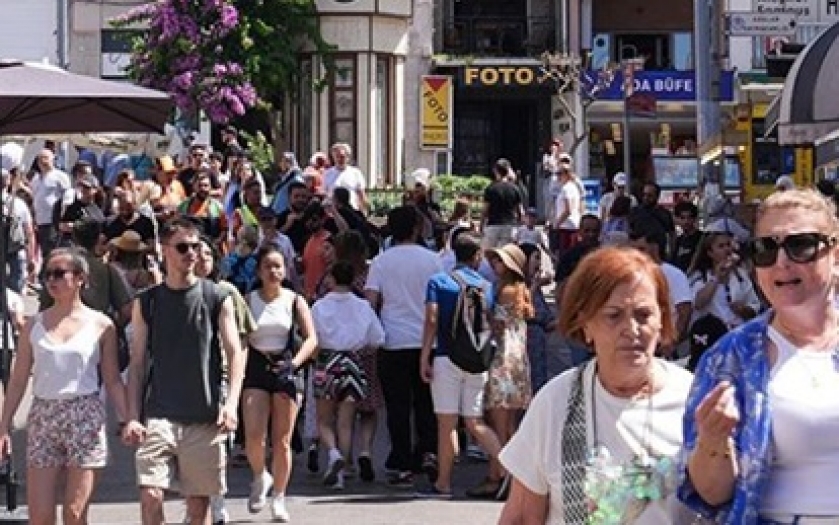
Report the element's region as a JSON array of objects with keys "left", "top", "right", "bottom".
[
  {"left": 0, "top": 62, "right": 171, "bottom": 522},
  {"left": 0, "top": 60, "right": 173, "bottom": 134}
]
